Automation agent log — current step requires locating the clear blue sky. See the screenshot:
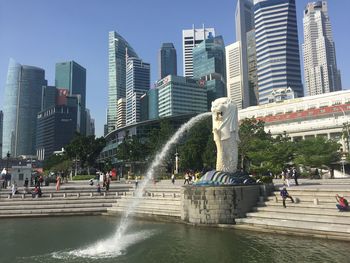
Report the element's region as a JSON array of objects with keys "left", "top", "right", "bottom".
[{"left": 0, "top": 0, "right": 349, "bottom": 136}]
